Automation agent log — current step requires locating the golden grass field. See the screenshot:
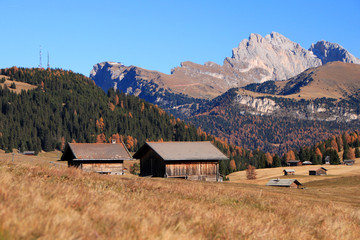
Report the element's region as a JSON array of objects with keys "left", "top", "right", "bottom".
[{"left": 0, "top": 151, "right": 360, "bottom": 239}]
